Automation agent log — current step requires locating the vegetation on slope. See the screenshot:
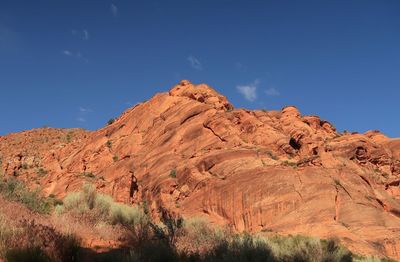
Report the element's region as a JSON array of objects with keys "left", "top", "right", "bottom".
[
  {"left": 0, "top": 176, "right": 55, "bottom": 214},
  {"left": 0, "top": 181, "right": 395, "bottom": 262}
]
